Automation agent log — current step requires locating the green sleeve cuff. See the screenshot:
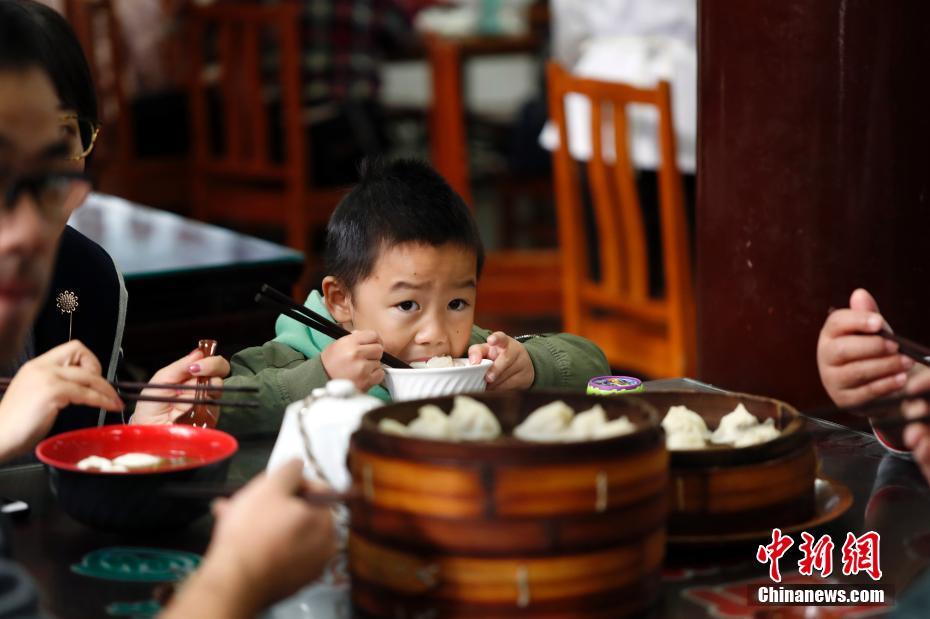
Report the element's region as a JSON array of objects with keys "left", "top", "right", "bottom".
[{"left": 278, "top": 356, "right": 330, "bottom": 404}]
